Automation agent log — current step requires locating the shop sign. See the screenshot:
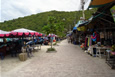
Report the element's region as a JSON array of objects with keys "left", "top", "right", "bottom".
[{"left": 110, "top": 5, "right": 115, "bottom": 22}]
